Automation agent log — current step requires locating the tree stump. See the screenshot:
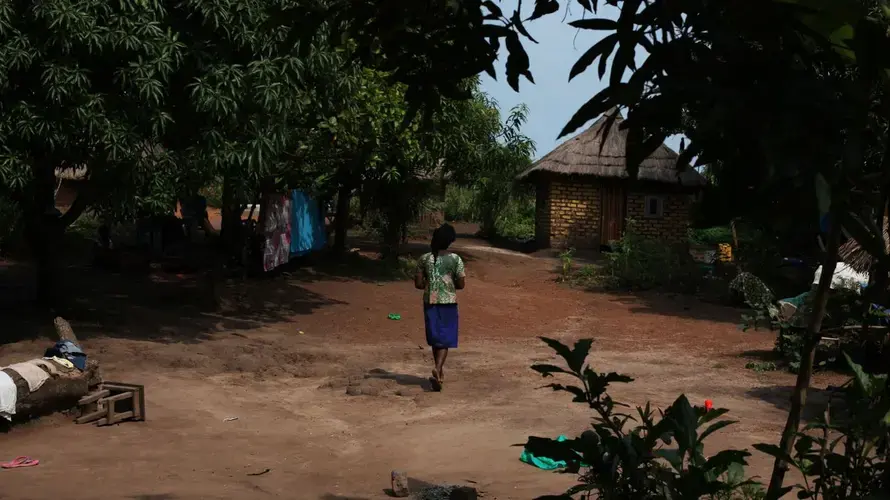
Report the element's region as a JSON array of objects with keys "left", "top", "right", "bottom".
[
  {"left": 391, "top": 470, "right": 410, "bottom": 498},
  {"left": 2, "top": 317, "right": 102, "bottom": 422}
]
